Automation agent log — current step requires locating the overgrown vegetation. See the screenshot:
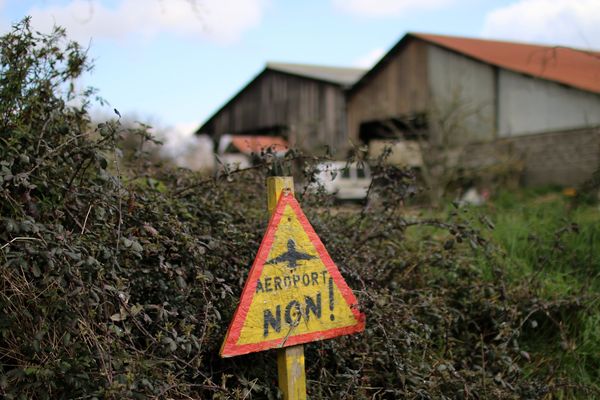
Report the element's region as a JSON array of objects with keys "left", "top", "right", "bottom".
[{"left": 1, "top": 19, "right": 598, "bottom": 399}]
